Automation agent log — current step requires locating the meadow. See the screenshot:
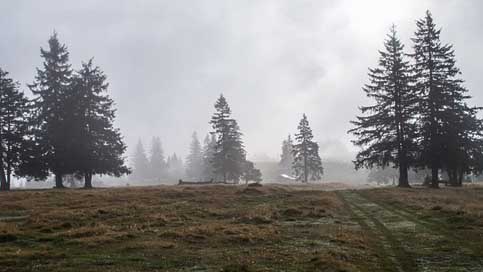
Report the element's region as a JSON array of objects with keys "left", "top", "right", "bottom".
[{"left": 0, "top": 184, "right": 482, "bottom": 271}]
